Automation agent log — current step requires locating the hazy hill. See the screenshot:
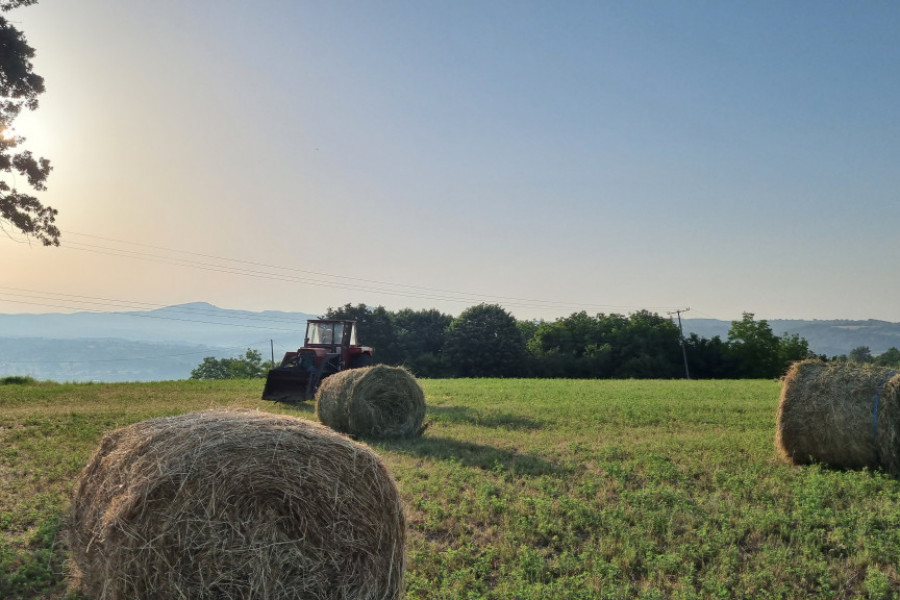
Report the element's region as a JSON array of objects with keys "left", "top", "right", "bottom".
[
  {"left": 0, "top": 338, "right": 218, "bottom": 382},
  {"left": 0, "top": 302, "right": 316, "bottom": 346},
  {"left": 684, "top": 318, "right": 900, "bottom": 358},
  {"left": 0, "top": 303, "right": 317, "bottom": 382}
]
